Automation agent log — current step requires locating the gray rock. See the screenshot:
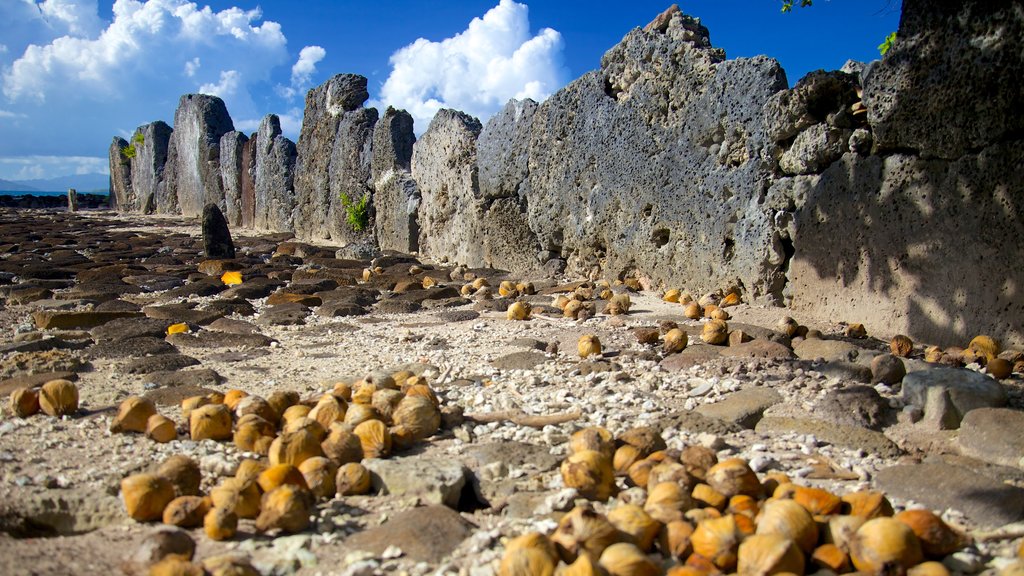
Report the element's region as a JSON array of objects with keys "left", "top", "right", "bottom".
[
  {"left": 491, "top": 351, "right": 548, "bottom": 371},
  {"left": 253, "top": 114, "right": 297, "bottom": 231},
  {"left": 793, "top": 338, "right": 862, "bottom": 362},
  {"left": 779, "top": 123, "right": 851, "bottom": 175},
  {"left": 205, "top": 318, "right": 260, "bottom": 335},
  {"left": 875, "top": 462, "right": 1024, "bottom": 527},
  {"left": 864, "top": 0, "right": 1024, "bottom": 160},
  {"left": 902, "top": 366, "right": 1007, "bottom": 428},
  {"left": 90, "top": 317, "right": 172, "bottom": 342},
  {"left": 372, "top": 107, "right": 420, "bottom": 253},
  {"left": 145, "top": 368, "right": 223, "bottom": 389},
  {"left": 459, "top": 441, "right": 562, "bottom": 507},
  {"left": 162, "top": 94, "right": 234, "bottom": 216},
  {"left": 126, "top": 121, "right": 172, "bottom": 214},
  {"left": 755, "top": 416, "right": 902, "bottom": 458},
  {"left": 816, "top": 361, "right": 872, "bottom": 384},
  {"left": 166, "top": 331, "right": 275, "bottom": 349},
  {"left": 338, "top": 505, "right": 471, "bottom": 564},
  {"left": 129, "top": 526, "right": 196, "bottom": 565},
  {"left": 202, "top": 203, "right": 235, "bottom": 259},
  {"left": 958, "top": 408, "right": 1024, "bottom": 469},
  {"left": 363, "top": 456, "right": 467, "bottom": 509},
  {"left": 871, "top": 353, "right": 906, "bottom": 385},
  {"left": 325, "top": 108, "right": 377, "bottom": 243},
  {"left": 256, "top": 303, "right": 309, "bottom": 326},
  {"left": 815, "top": 385, "right": 894, "bottom": 430},
  {"left": 108, "top": 137, "right": 132, "bottom": 212},
  {"left": 696, "top": 387, "right": 782, "bottom": 429},
  {"left": 219, "top": 130, "right": 248, "bottom": 226},
  {"left": 123, "top": 354, "right": 201, "bottom": 375},
  {"left": 0, "top": 488, "right": 123, "bottom": 536},
  {"left": 293, "top": 74, "right": 373, "bottom": 242},
  {"left": 413, "top": 109, "right": 483, "bottom": 265},
  {"left": 787, "top": 137, "right": 1024, "bottom": 351}
]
